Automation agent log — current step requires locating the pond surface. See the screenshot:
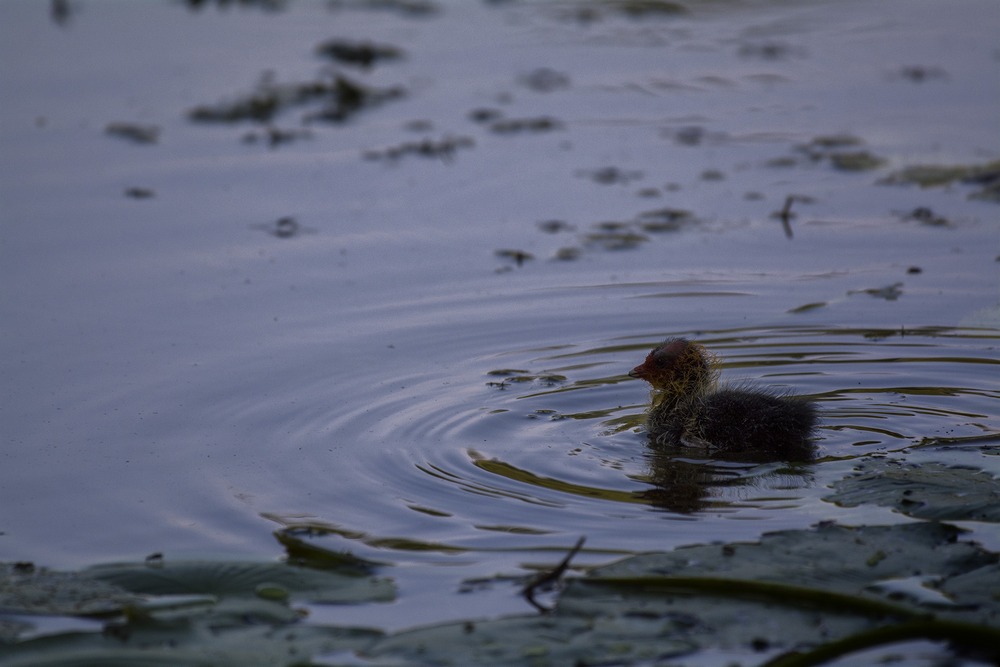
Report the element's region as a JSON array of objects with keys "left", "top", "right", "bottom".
[{"left": 2, "top": 0, "right": 999, "bottom": 634}]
